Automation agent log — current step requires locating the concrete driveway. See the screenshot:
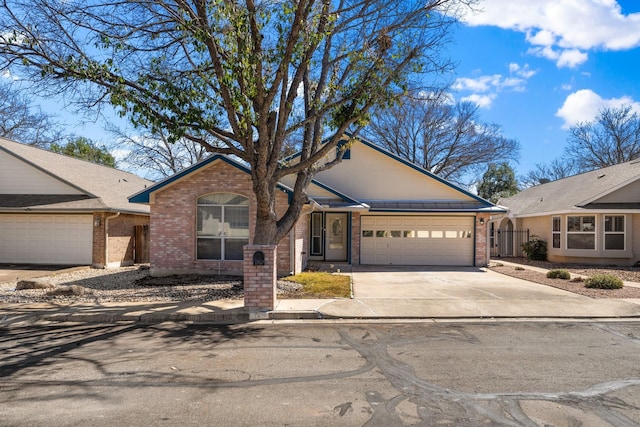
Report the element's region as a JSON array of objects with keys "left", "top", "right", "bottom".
[
  {"left": 0, "top": 264, "right": 85, "bottom": 283},
  {"left": 312, "top": 266, "right": 640, "bottom": 319}
]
